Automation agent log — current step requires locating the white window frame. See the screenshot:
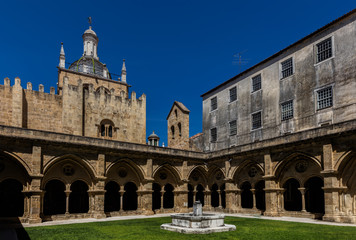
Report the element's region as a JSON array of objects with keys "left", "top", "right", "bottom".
[
  {"left": 280, "top": 57, "right": 294, "bottom": 79},
  {"left": 251, "top": 74, "right": 262, "bottom": 93},
  {"left": 315, "top": 85, "right": 334, "bottom": 111},
  {"left": 281, "top": 100, "right": 294, "bottom": 121},
  {"left": 314, "top": 36, "right": 335, "bottom": 65}
]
